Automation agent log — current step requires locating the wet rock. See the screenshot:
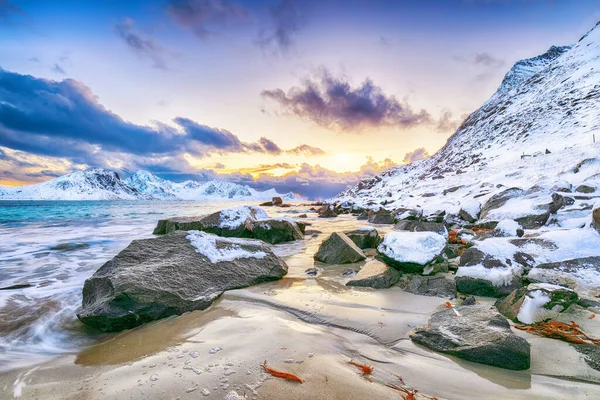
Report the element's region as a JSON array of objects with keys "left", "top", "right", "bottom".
[
  {"left": 0, "top": 283, "right": 33, "bottom": 291},
  {"left": 346, "top": 260, "right": 400, "bottom": 289},
  {"left": 318, "top": 205, "right": 338, "bottom": 218},
  {"left": 297, "top": 214, "right": 308, "bottom": 218},
  {"left": 305, "top": 267, "right": 319, "bottom": 276},
  {"left": 423, "top": 210, "right": 446, "bottom": 223},
  {"left": 403, "top": 275, "right": 456, "bottom": 298},
  {"left": 356, "top": 211, "right": 369, "bottom": 220},
  {"left": 249, "top": 219, "right": 304, "bottom": 244},
  {"left": 153, "top": 206, "right": 267, "bottom": 237},
  {"left": 495, "top": 283, "right": 578, "bottom": 324},
  {"left": 272, "top": 197, "right": 283, "bottom": 206},
  {"left": 341, "top": 268, "right": 357, "bottom": 277},
  {"left": 368, "top": 208, "right": 394, "bottom": 224},
  {"left": 50, "top": 242, "right": 90, "bottom": 251},
  {"left": 77, "top": 231, "right": 288, "bottom": 332},
  {"left": 576, "top": 184, "right": 596, "bottom": 193},
  {"left": 393, "top": 220, "right": 447, "bottom": 236},
  {"left": 314, "top": 232, "right": 366, "bottom": 264},
  {"left": 410, "top": 304, "right": 530, "bottom": 370},
  {"left": 378, "top": 231, "right": 446, "bottom": 273},
  {"left": 592, "top": 207, "right": 600, "bottom": 234},
  {"left": 549, "top": 193, "right": 575, "bottom": 214},
  {"left": 343, "top": 227, "right": 381, "bottom": 249},
  {"left": 258, "top": 201, "right": 273, "bottom": 207},
  {"left": 462, "top": 295, "right": 477, "bottom": 306}
]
